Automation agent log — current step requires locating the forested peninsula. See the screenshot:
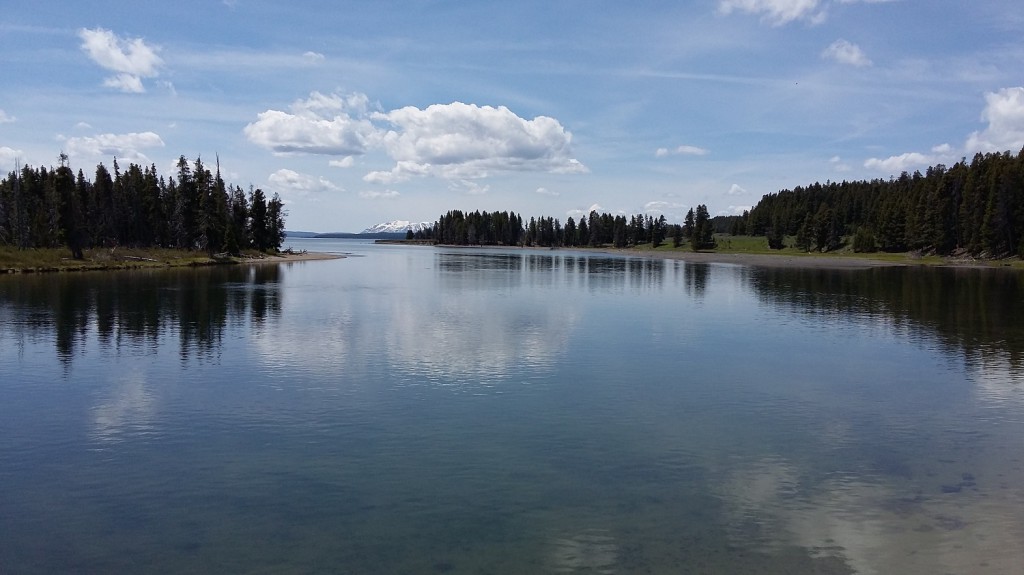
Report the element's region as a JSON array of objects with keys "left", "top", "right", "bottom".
[
  {"left": 418, "top": 149, "right": 1024, "bottom": 260},
  {"left": 1, "top": 155, "right": 286, "bottom": 271}
]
